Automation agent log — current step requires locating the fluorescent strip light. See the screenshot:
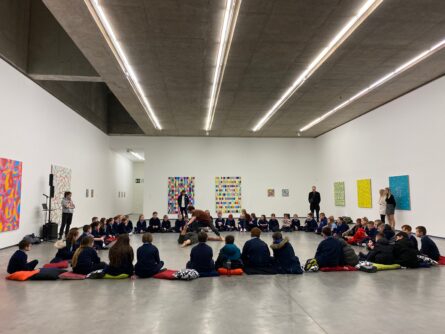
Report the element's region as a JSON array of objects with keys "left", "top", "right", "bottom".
[
  {"left": 85, "top": 0, "right": 162, "bottom": 130},
  {"left": 127, "top": 149, "right": 145, "bottom": 161},
  {"left": 205, "top": 0, "right": 241, "bottom": 132},
  {"left": 299, "top": 38, "right": 445, "bottom": 132},
  {"left": 252, "top": 0, "right": 382, "bottom": 132}
]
